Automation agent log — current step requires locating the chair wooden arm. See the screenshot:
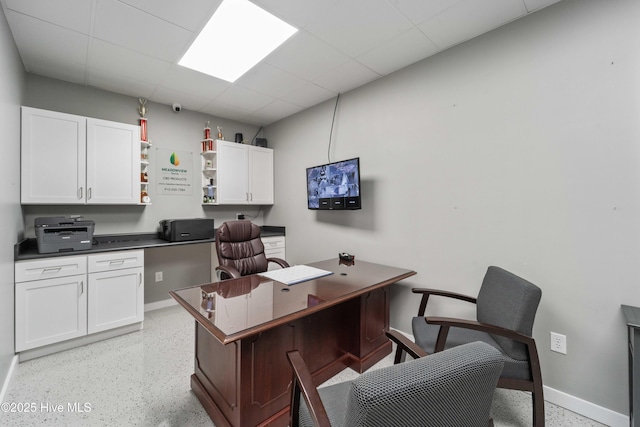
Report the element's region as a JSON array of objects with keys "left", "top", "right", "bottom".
[
  {"left": 411, "top": 288, "right": 477, "bottom": 316},
  {"left": 287, "top": 350, "right": 331, "bottom": 427},
  {"left": 385, "top": 330, "right": 428, "bottom": 364},
  {"left": 267, "top": 257, "right": 290, "bottom": 269},
  {"left": 425, "top": 316, "right": 537, "bottom": 353},
  {"left": 215, "top": 265, "right": 242, "bottom": 280}
]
